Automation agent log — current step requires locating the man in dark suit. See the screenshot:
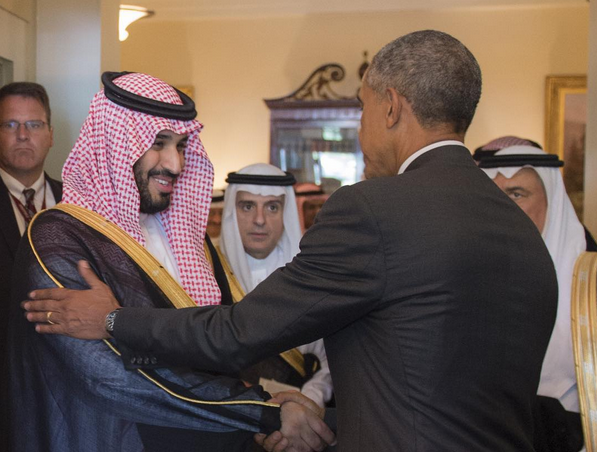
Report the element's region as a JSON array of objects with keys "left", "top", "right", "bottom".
[
  {"left": 0, "top": 81, "right": 62, "bottom": 449},
  {"left": 23, "top": 30, "right": 557, "bottom": 451}
]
